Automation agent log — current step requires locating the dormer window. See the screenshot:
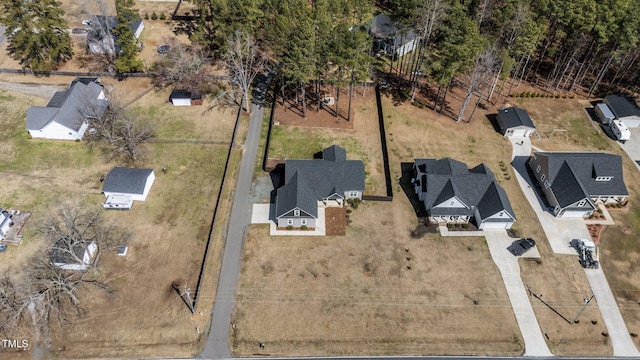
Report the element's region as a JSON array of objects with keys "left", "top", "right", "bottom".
[{"left": 595, "top": 176, "right": 612, "bottom": 181}]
